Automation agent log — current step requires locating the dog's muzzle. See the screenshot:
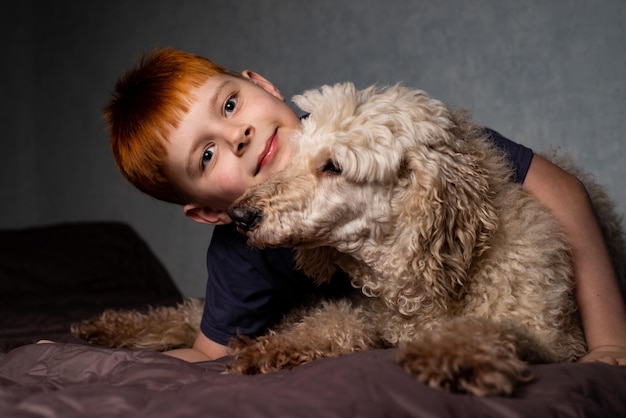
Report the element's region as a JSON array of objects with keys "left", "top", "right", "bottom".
[{"left": 227, "top": 205, "right": 262, "bottom": 233}]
